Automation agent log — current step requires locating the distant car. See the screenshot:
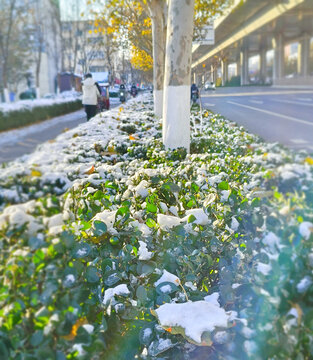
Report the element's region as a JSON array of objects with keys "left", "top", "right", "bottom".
[
  {"left": 204, "top": 82, "right": 216, "bottom": 91},
  {"left": 19, "top": 89, "right": 36, "bottom": 100}
]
